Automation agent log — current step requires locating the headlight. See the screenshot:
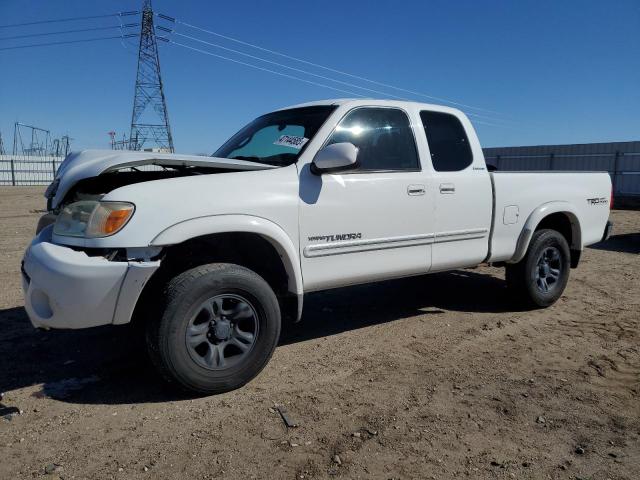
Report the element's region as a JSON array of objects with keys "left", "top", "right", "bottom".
[{"left": 53, "top": 201, "right": 135, "bottom": 238}]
